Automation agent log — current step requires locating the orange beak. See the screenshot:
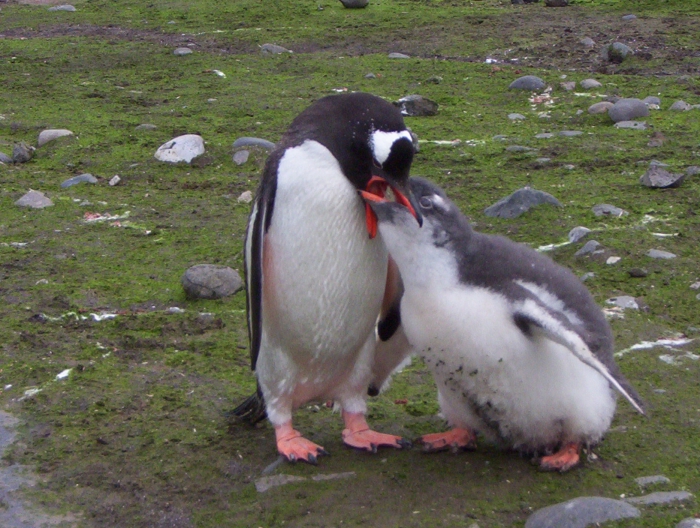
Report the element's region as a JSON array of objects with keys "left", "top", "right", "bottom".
[{"left": 360, "top": 175, "right": 419, "bottom": 239}]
